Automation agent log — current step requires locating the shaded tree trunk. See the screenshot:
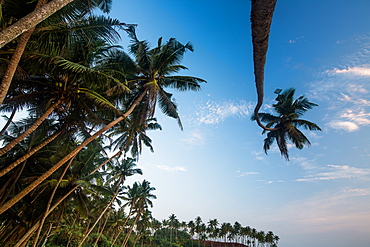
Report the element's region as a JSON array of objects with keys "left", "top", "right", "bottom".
[{"left": 0, "top": 0, "right": 75, "bottom": 49}]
